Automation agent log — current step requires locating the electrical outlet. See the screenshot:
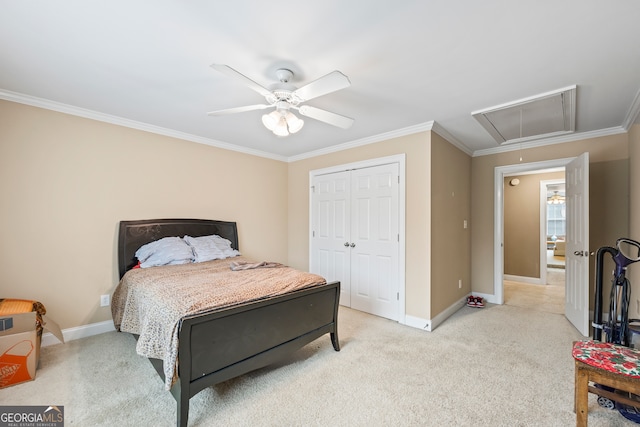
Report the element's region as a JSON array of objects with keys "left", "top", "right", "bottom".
[{"left": 100, "top": 294, "right": 110, "bottom": 307}]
